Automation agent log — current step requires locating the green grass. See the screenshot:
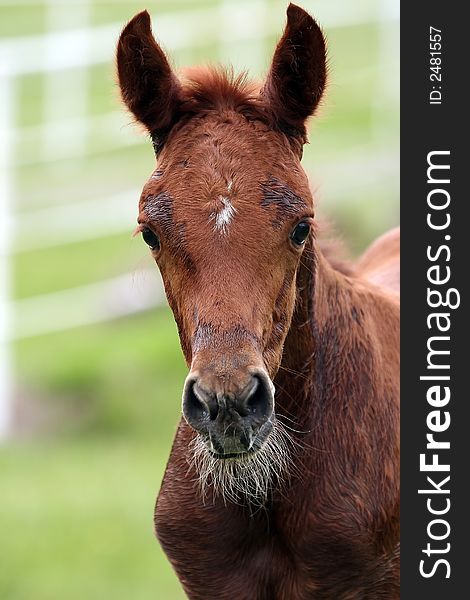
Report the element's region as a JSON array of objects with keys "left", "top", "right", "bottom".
[
  {"left": 0, "top": 437, "right": 185, "bottom": 600},
  {"left": 9, "top": 310, "right": 187, "bottom": 600},
  {"left": 14, "top": 309, "right": 187, "bottom": 436}
]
